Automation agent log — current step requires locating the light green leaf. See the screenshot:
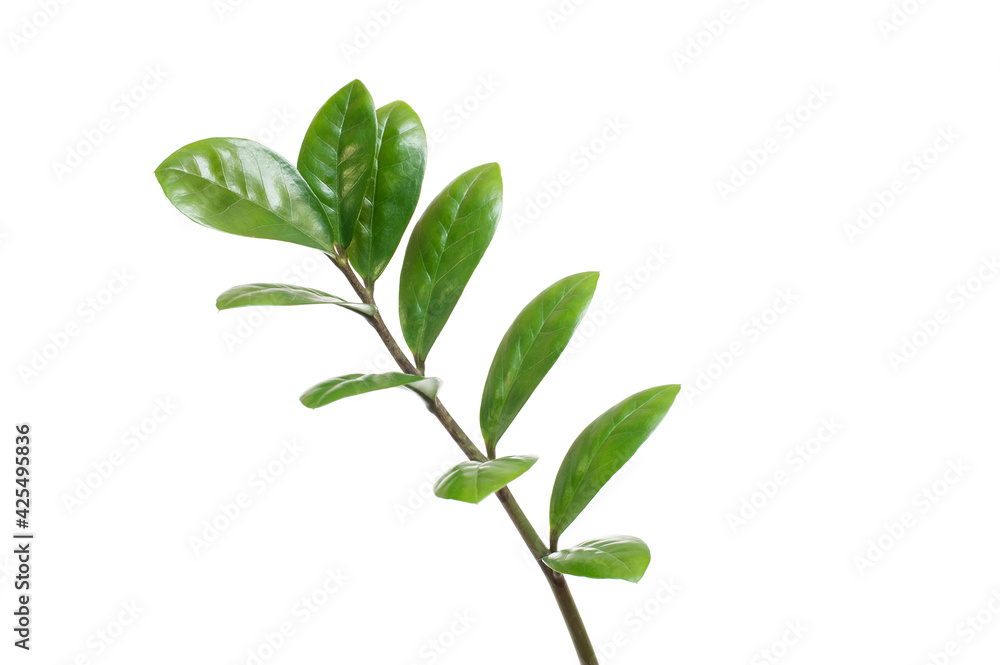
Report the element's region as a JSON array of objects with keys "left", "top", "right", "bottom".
[
  {"left": 480, "top": 272, "right": 599, "bottom": 456},
  {"left": 297, "top": 80, "right": 377, "bottom": 249},
  {"left": 154, "top": 138, "right": 333, "bottom": 251},
  {"left": 300, "top": 373, "right": 441, "bottom": 409},
  {"left": 433, "top": 456, "right": 538, "bottom": 504},
  {"left": 542, "top": 536, "right": 651, "bottom": 583},
  {"left": 350, "top": 101, "right": 427, "bottom": 286},
  {"left": 215, "top": 283, "right": 375, "bottom": 316},
  {"left": 399, "top": 163, "right": 503, "bottom": 367},
  {"left": 550, "top": 385, "right": 681, "bottom": 541}
]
